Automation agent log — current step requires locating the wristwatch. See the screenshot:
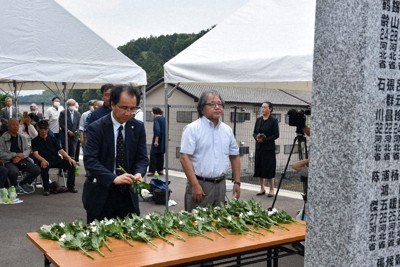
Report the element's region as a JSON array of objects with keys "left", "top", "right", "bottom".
[{"left": 233, "top": 181, "right": 241, "bottom": 186}]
